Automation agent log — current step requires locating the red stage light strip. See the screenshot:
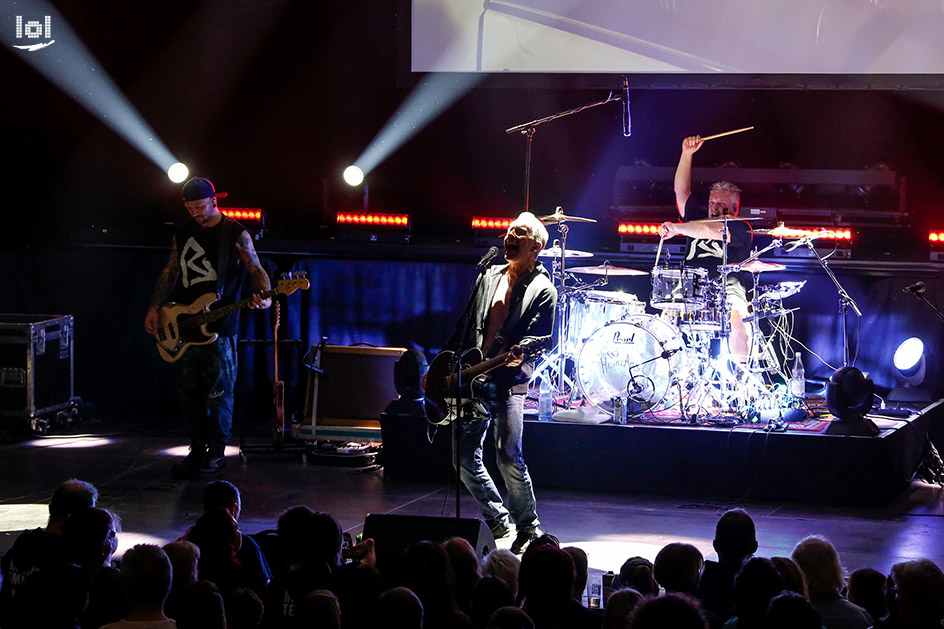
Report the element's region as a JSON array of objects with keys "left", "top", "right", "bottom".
[
  {"left": 785, "top": 228, "right": 853, "bottom": 241},
  {"left": 618, "top": 223, "right": 661, "bottom": 235},
  {"left": 472, "top": 217, "right": 513, "bottom": 230},
  {"left": 220, "top": 208, "right": 263, "bottom": 222},
  {"left": 336, "top": 212, "right": 409, "bottom": 227},
  {"left": 929, "top": 231, "right": 944, "bottom": 243}
]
